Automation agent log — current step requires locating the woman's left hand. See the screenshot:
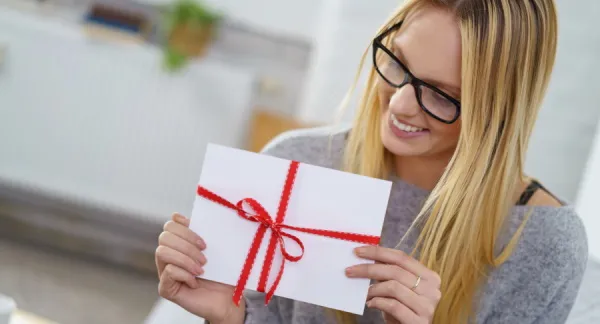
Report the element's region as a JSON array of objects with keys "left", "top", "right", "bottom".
[{"left": 345, "top": 245, "right": 442, "bottom": 324}]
